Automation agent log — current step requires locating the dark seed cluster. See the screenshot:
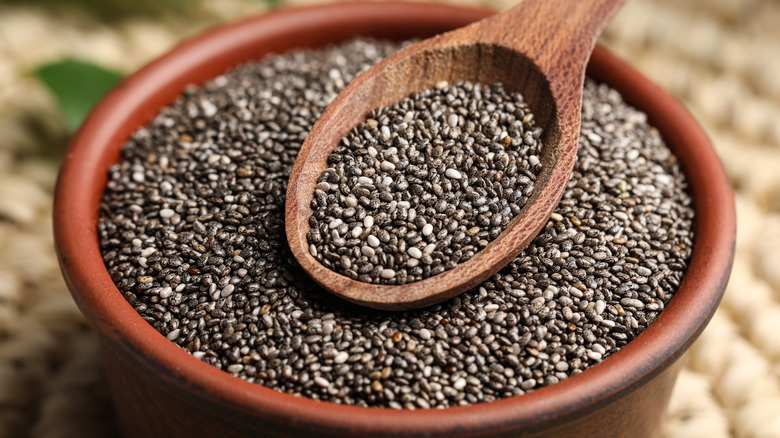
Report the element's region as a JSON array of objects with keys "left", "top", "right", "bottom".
[
  {"left": 307, "top": 81, "right": 542, "bottom": 284},
  {"left": 99, "top": 39, "right": 694, "bottom": 409}
]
